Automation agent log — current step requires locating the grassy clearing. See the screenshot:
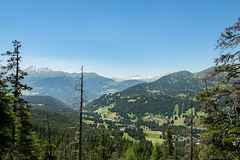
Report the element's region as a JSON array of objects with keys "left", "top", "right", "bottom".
[
  {"left": 173, "top": 104, "right": 179, "bottom": 115},
  {"left": 95, "top": 103, "right": 115, "bottom": 113},
  {"left": 183, "top": 108, "right": 196, "bottom": 116},
  {"left": 173, "top": 117, "right": 185, "bottom": 126},
  {"left": 148, "top": 89, "right": 161, "bottom": 93},
  {"left": 176, "top": 93, "right": 187, "bottom": 98},
  {"left": 197, "top": 111, "right": 205, "bottom": 117},
  {"left": 158, "top": 121, "right": 165, "bottom": 126},
  {"left": 108, "top": 112, "right": 117, "bottom": 119},
  {"left": 128, "top": 99, "right": 137, "bottom": 102},
  {"left": 127, "top": 112, "right": 138, "bottom": 121},
  {"left": 94, "top": 103, "right": 119, "bottom": 119},
  {"left": 143, "top": 115, "right": 150, "bottom": 120},
  {"left": 83, "top": 120, "right": 95, "bottom": 125},
  {"left": 144, "top": 131, "right": 165, "bottom": 145},
  {"left": 97, "top": 122, "right": 108, "bottom": 128}
]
